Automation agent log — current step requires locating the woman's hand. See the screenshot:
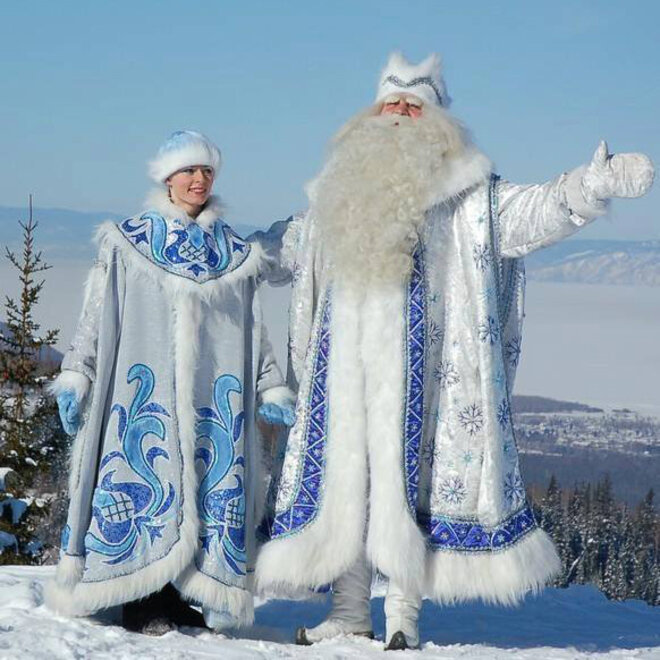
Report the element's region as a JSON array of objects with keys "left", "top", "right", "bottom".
[{"left": 257, "top": 402, "right": 297, "bottom": 427}]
